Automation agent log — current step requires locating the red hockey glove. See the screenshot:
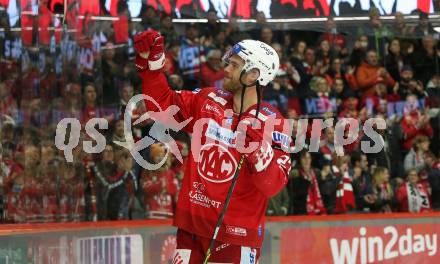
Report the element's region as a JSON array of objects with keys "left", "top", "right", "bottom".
[
  {"left": 247, "top": 141, "right": 274, "bottom": 173},
  {"left": 239, "top": 119, "right": 274, "bottom": 173},
  {"left": 134, "top": 30, "right": 165, "bottom": 71}
]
